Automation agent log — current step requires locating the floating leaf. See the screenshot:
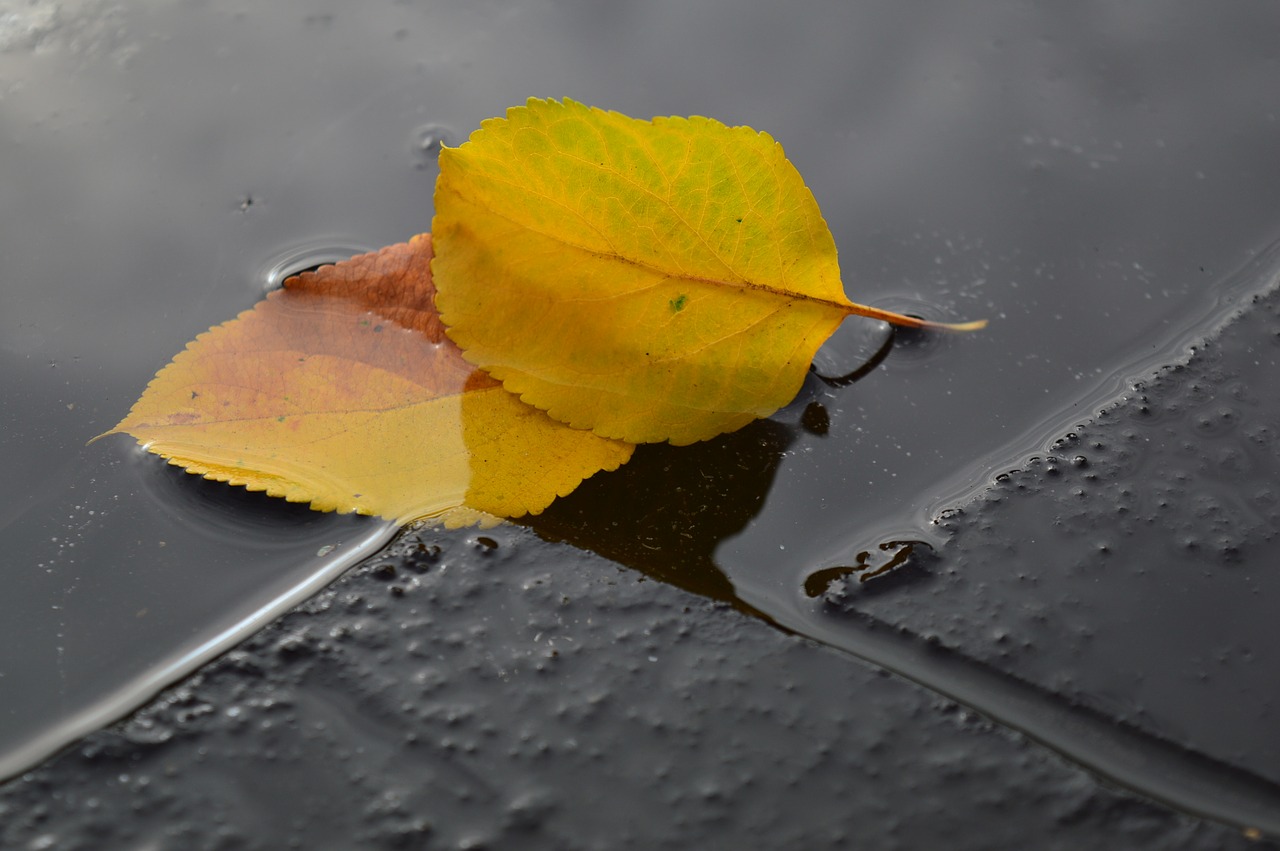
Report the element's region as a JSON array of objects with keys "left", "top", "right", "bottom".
[
  {"left": 100, "top": 235, "right": 634, "bottom": 526},
  {"left": 432, "top": 97, "right": 984, "bottom": 446}
]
